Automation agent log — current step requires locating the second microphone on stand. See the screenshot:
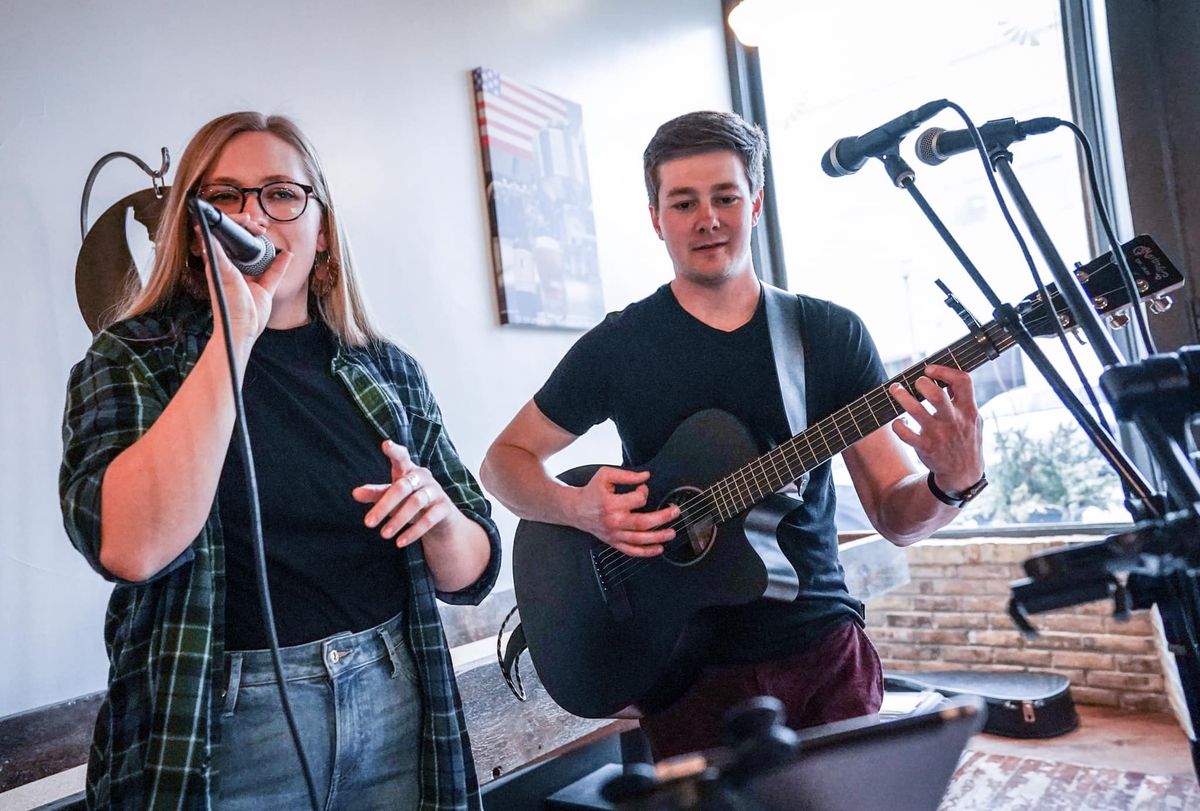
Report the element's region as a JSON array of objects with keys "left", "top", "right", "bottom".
[{"left": 915, "top": 116, "right": 1063, "bottom": 166}]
